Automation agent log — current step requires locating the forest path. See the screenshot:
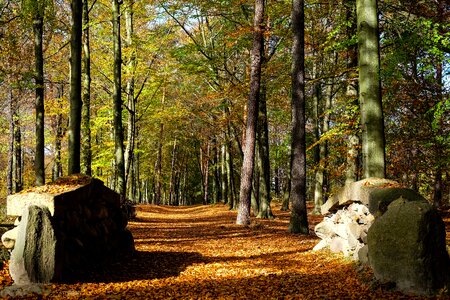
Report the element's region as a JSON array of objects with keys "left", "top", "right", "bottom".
[{"left": 0, "top": 204, "right": 431, "bottom": 299}]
